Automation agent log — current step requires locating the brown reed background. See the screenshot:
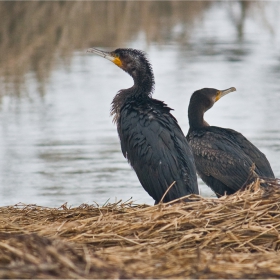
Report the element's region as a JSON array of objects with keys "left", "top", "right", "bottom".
[{"left": 0, "top": 1, "right": 259, "bottom": 96}]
